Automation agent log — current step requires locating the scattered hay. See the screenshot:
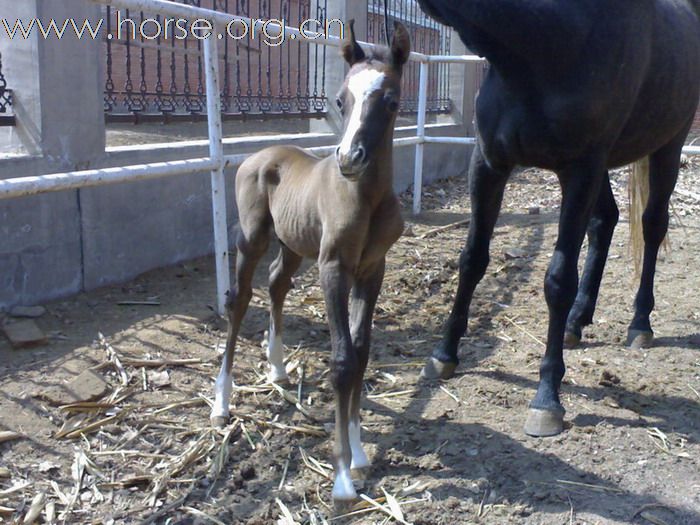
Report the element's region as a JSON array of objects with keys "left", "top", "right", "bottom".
[
  {"left": 184, "top": 506, "right": 228, "bottom": 525},
  {"left": 646, "top": 427, "right": 691, "bottom": 459},
  {"left": 22, "top": 491, "right": 45, "bottom": 525},
  {"left": 0, "top": 431, "right": 23, "bottom": 444},
  {"left": 554, "top": 479, "right": 624, "bottom": 494}
]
